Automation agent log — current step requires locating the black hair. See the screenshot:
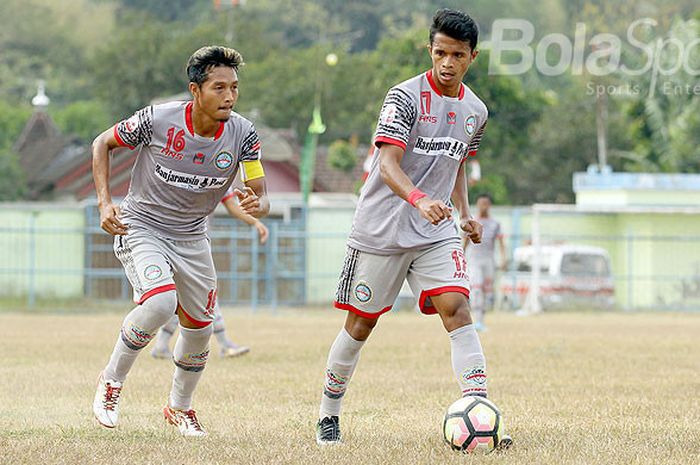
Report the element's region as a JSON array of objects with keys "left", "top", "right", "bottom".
[
  {"left": 429, "top": 8, "right": 479, "bottom": 50},
  {"left": 186, "top": 46, "right": 244, "bottom": 85},
  {"left": 476, "top": 193, "right": 493, "bottom": 203}
]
